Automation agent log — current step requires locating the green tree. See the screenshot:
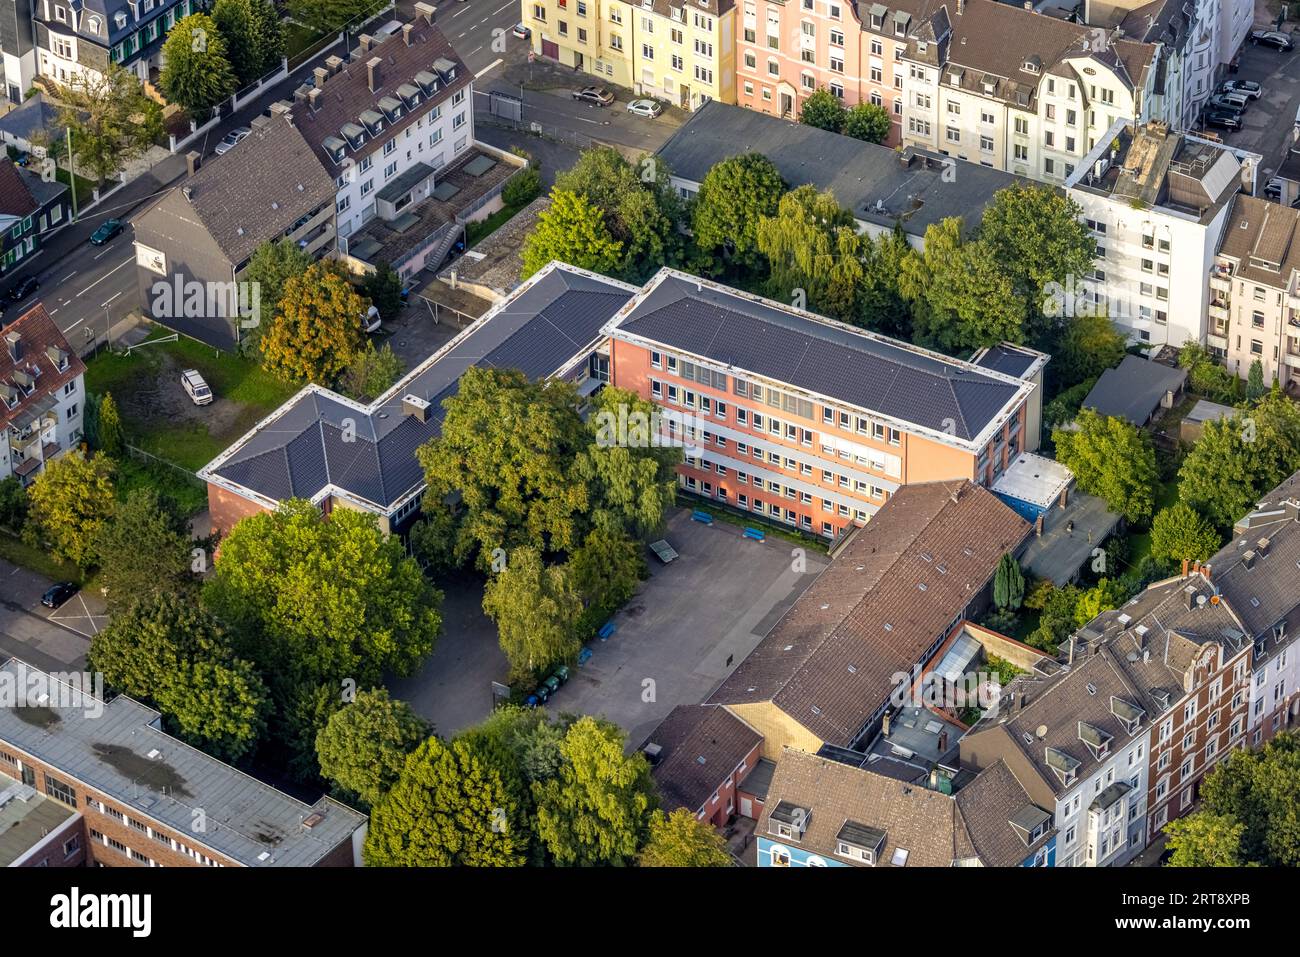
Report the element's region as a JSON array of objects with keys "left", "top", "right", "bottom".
[
  {"left": 1054, "top": 313, "right": 1126, "bottom": 390},
  {"left": 533, "top": 716, "right": 656, "bottom": 866},
  {"left": 483, "top": 546, "right": 583, "bottom": 682},
  {"left": 858, "top": 226, "right": 913, "bottom": 338},
  {"left": 568, "top": 524, "right": 645, "bottom": 637},
  {"left": 364, "top": 736, "right": 527, "bottom": 866},
  {"left": 0, "top": 476, "right": 26, "bottom": 533},
  {"left": 315, "top": 688, "right": 430, "bottom": 808},
  {"left": 203, "top": 499, "right": 441, "bottom": 691},
  {"left": 502, "top": 165, "right": 542, "bottom": 208},
  {"left": 1148, "top": 502, "right": 1222, "bottom": 567},
  {"left": 96, "top": 392, "right": 124, "bottom": 457},
  {"left": 159, "top": 15, "right": 239, "bottom": 117},
  {"left": 25, "top": 450, "right": 115, "bottom": 567},
  {"left": 978, "top": 183, "right": 1096, "bottom": 348},
  {"left": 278, "top": 679, "right": 345, "bottom": 783},
  {"left": 638, "top": 808, "right": 732, "bottom": 866},
  {"left": 521, "top": 189, "right": 624, "bottom": 280},
  {"left": 1163, "top": 811, "right": 1245, "bottom": 867},
  {"left": 1178, "top": 341, "right": 1240, "bottom": 403},
  {"left": 757, "top": 185, "right": 865, "bottom": 323},
  {"left": 1246, "top": 358, "right": 1268, "bottom": 401},
  {"left": 88, "top": 594, "right": 268, "bottom": 761},
  {"left": 93, "top": 487, "right": 193, "bottom": 612},
  {"left": 243, "top": 239, "right": 313, "bottom": 338},
  {"left": 1052, "top": 409, "right": 1157, "bottom": 524},
  {"left": 1073, "top": 577, "right": 1129, "bottom": 626},
  {"left": 797, "top": 88, "right": 845, "bottom": 132},
  {"left": 339, "top": 340, "right": 404, "bottom": 402},
  {"left": 53, "top": 64, "right": 163, "bottom": 182},
  {"left": 416, "top": 368, "right": 589, "bottom": 567},
  {"left": 992, "top": 553, "right": 1025, "bottom": 611},
  {"left": 363, "top": 260, "right": 403, "bottom": 321},
  {"left": 690, "top": 153, "right": 786, "bottom": 275},
  {"left": 260, "top": 262, "right": 366, "bottom": 384},
  {"left": 212, "top": 0, "right": 283, "bottom": 87},
  {"left": 900, "top": 218, "right": 1024, "bottom": 353},
  {"left": 1178, "top": 390, "right": 1300, "bottom": 528},
  {"left": 1030, "top": 584, "right": 1081, "bottom": 652},
  {"left": 841, "top": 102, "right": 891, "bottom": 143}
]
